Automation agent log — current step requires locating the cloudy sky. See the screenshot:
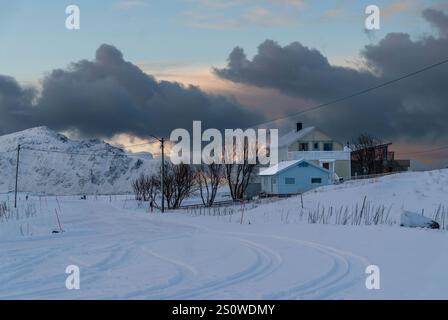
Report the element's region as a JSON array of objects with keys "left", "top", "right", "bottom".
[{"left": 0, "top": 0, "right": 447, "bottom": 167}]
